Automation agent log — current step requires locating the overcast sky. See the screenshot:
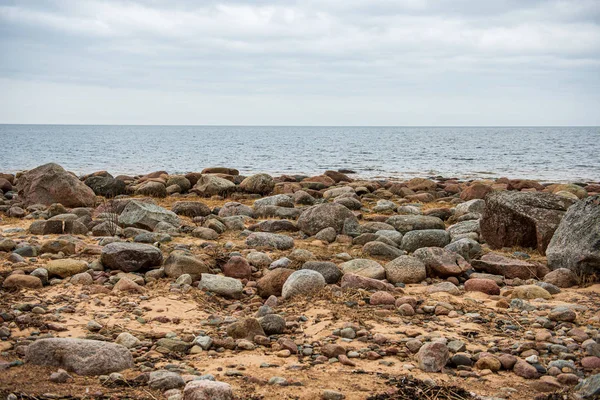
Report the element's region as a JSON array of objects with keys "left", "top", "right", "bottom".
[{"left": 0, "top": 0, "right": 599, "bottom": 126}]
